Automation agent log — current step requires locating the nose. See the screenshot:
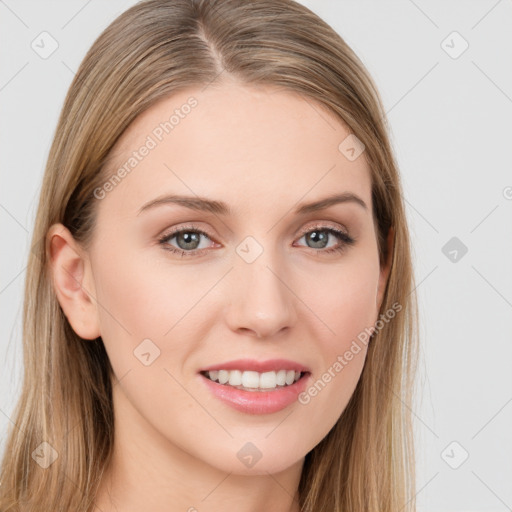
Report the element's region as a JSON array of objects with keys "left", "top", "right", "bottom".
[{"left": 224, "top": 249, "right": 298, "bottom": 339}]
